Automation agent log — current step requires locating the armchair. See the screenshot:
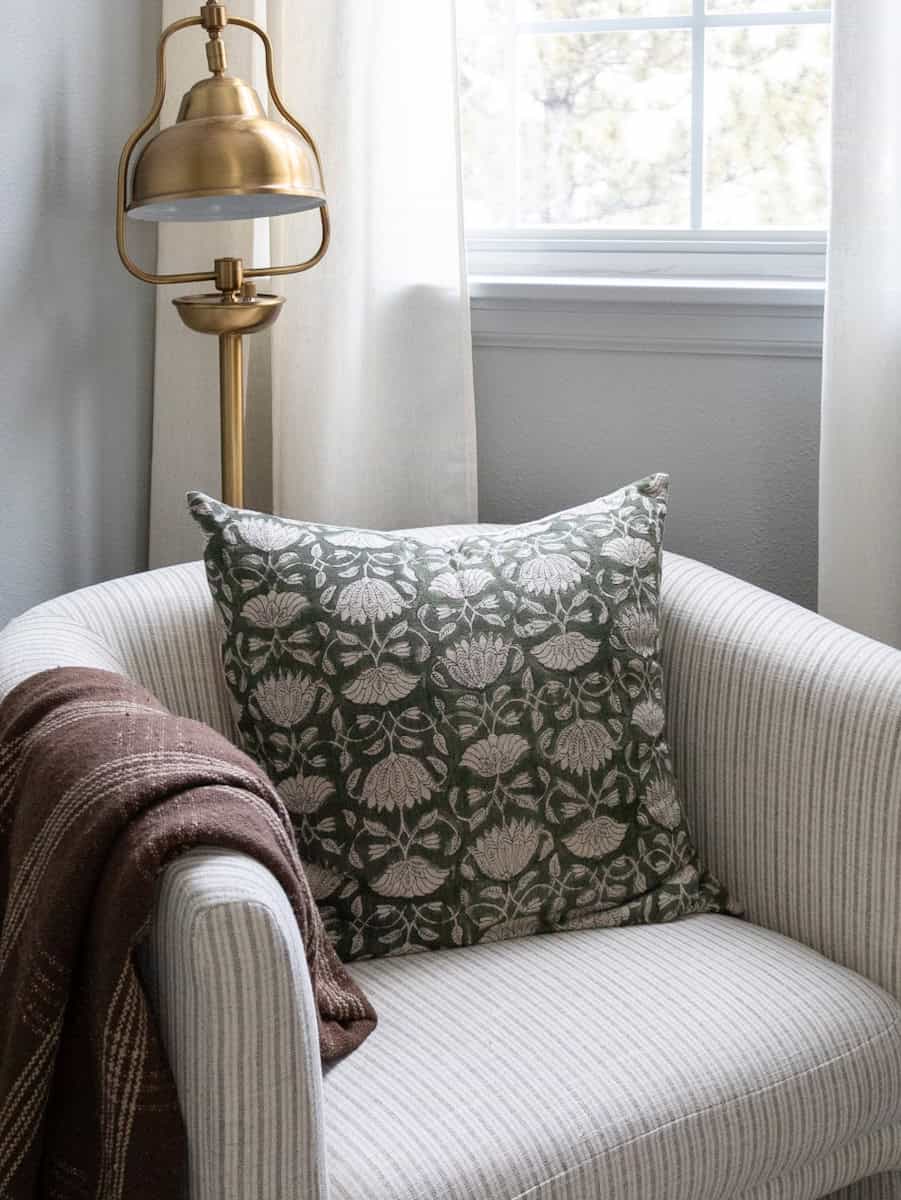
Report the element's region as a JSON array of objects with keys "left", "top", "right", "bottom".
[{"left": 2, "top": 533, "right": 900, "bottom": 1200}]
